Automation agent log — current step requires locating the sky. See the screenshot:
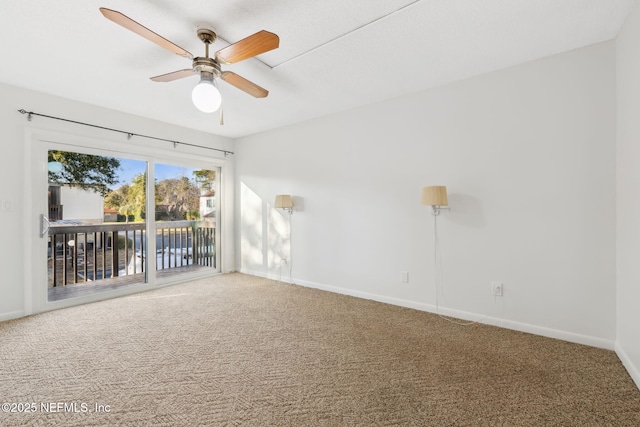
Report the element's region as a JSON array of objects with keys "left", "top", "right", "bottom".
[
  {"left": 48, "top": 155, "right": 203, "bottom": 189},
  {"left": 117, "top": 159, "right": 198, "bottom": 188}
]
